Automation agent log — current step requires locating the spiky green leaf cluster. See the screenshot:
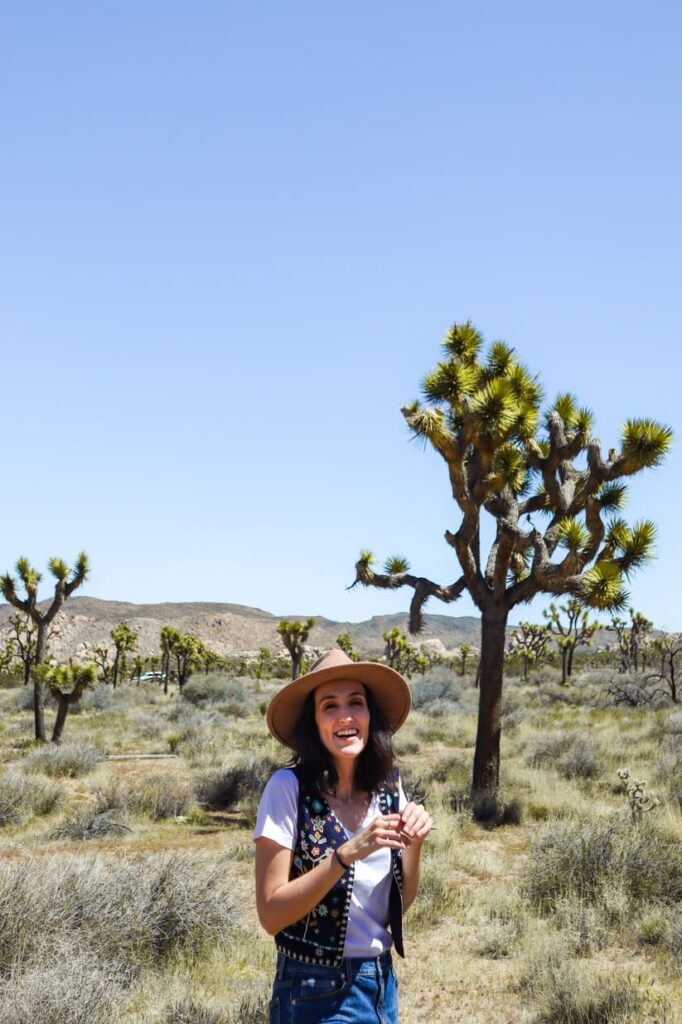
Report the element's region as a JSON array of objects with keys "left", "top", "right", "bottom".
[
  {"left": 620, "top": 419, "right": 673, "bottom": 471},
  {"left": 441, "top": 321, "right": 483, "bottom": 361},
  {"left": 492, "top": 443, "right": 528, "bottom": 494},
  {"left": 556, "top": 518, "right": 588, "bottom": 554},
  {"left": 597, "top": 482, "right": 628, "bottom": 512},
  {"left": 384, "top": 555, "right": 410, "bottom": 575},
  {"left": 582, "top": 561, "right": 629, "bottom": 610}
]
